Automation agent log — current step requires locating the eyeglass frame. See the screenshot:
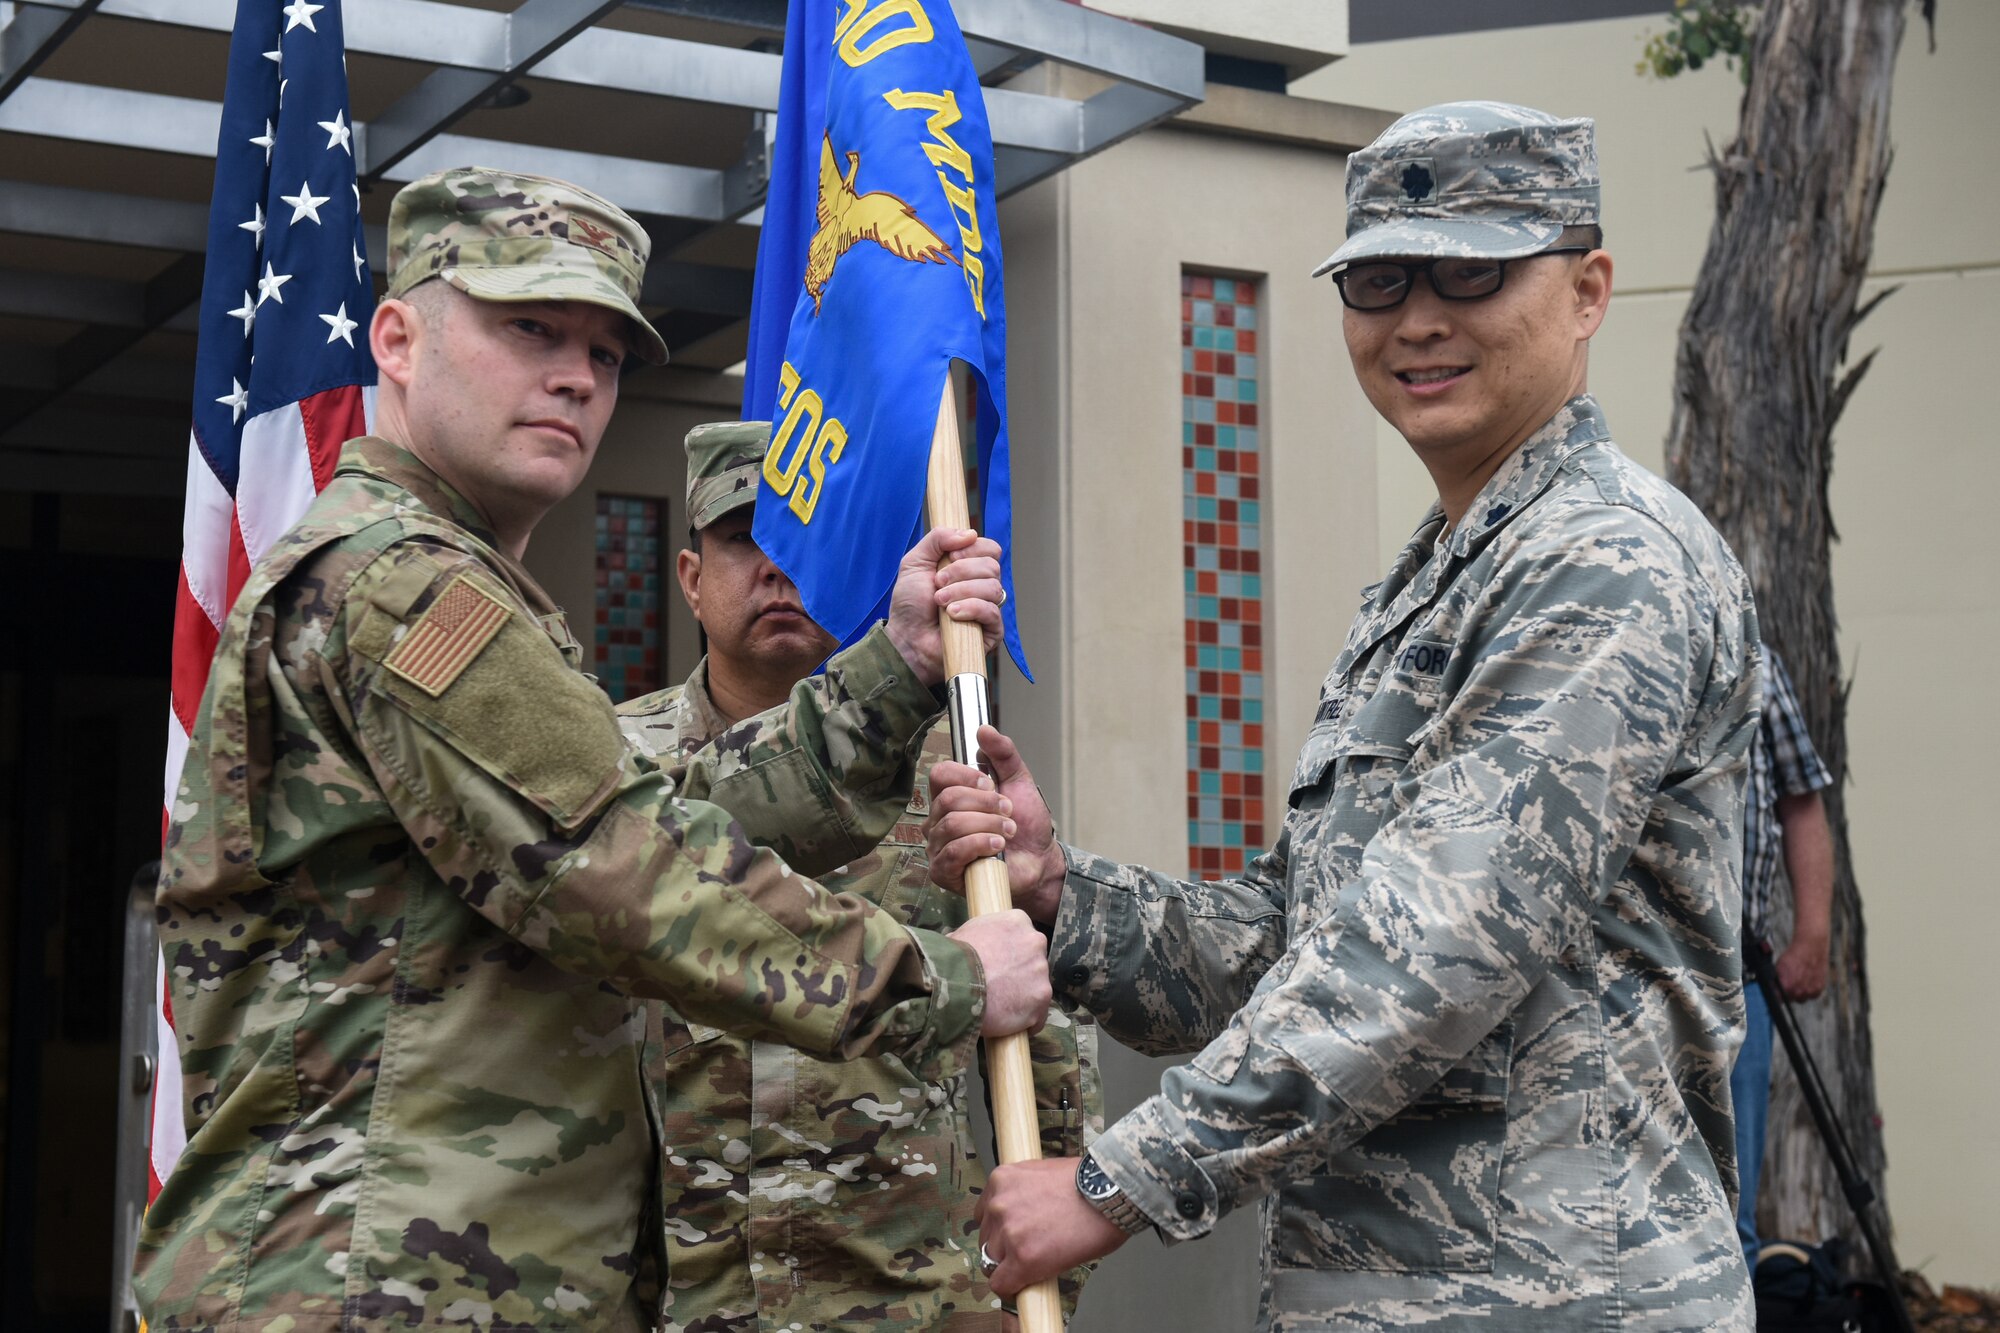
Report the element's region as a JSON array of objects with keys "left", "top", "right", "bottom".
[{"left": 1326, "top": 245, "right": 1596, "bottom": 312}]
